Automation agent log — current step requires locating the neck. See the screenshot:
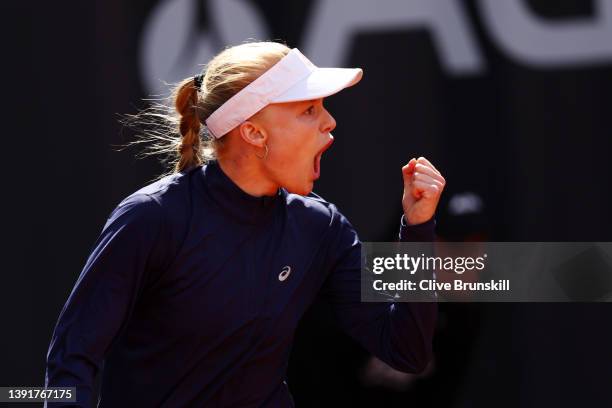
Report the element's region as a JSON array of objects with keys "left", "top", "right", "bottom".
[{"left": 217, "top": 154, "right": 278, "bottom": 197}]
